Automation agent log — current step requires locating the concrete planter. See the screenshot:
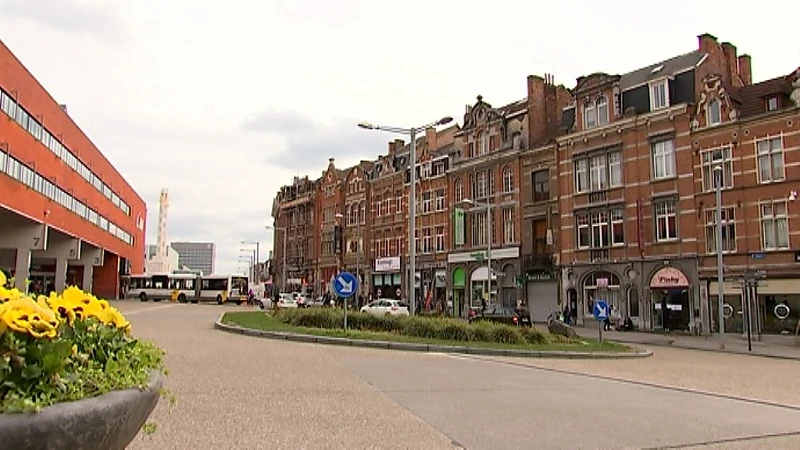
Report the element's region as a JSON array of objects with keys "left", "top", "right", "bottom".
[{"left": 0, "top": 370, "right": 163, "bottom": 450}]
